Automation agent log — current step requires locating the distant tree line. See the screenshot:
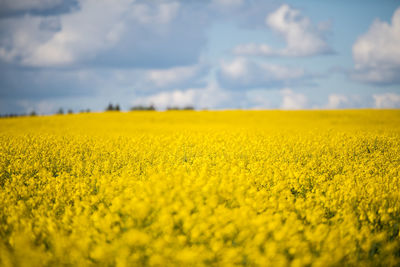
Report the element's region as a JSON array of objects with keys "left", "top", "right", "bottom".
[
  {"left": 56, "top": 108, "right": 89, "bottom": 115},
  {"left": 109, "top": 103, "right": 195, "bottom": 111},
  {"left": 0, "top": 113, "right": 31, "bottom": 118},
  {"left": 130, "top": 104, "right": 156, "bottom": 111},
  {"left": 0, "top": 103, "right": 197, "bottom": 118},
  {"left": 166, "top": 106, "right": 194, "bottom": 111},
  {"left": 0, "top": 108, "right": 90, "bottom": 118}
]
